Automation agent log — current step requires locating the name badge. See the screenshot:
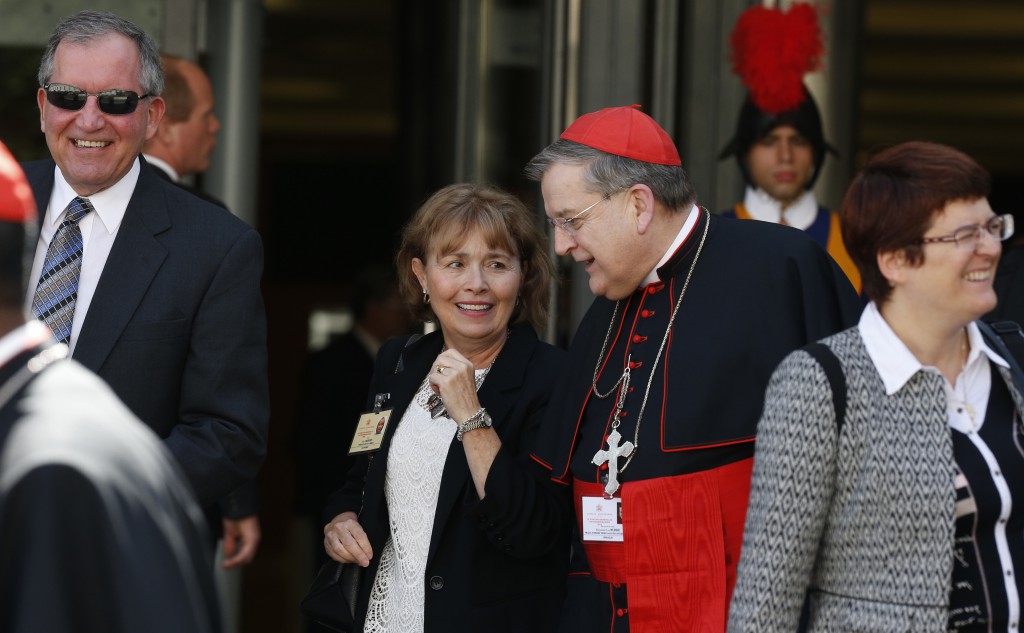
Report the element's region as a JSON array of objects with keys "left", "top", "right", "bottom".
[
  {"left": 348, "top": 409, "right": 393, "bottom": 454},
  {"left": 581, "top": 495, "right": 624, "bottom": 542}
]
